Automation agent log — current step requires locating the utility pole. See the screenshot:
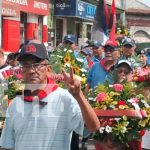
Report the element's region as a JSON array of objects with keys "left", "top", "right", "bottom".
[{"left": 0, "top": 0, "right": 2, "bottom": 48}]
